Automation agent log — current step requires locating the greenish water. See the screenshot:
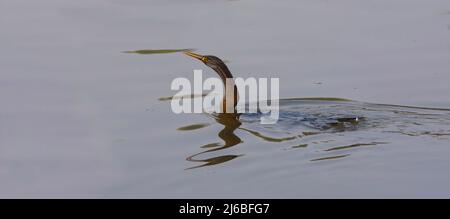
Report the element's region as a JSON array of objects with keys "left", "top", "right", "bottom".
[{"left": 1, "top": 0, "right": 450, "bottom": 198}]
